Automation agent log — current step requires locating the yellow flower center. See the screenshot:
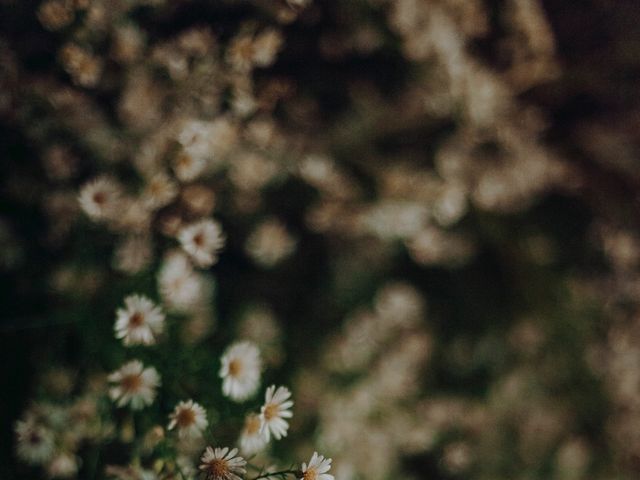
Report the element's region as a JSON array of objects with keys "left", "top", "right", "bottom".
[
  {"left": 303, "top": 468, "right": 317, "bottom": 480},
  {"left": 244, "top": 414, "right": 261, "bottom": 435},
  {"left": 129, "top": 311, "right": 144, "bottom": 327},
  {"left": 176, "top": 407, "right": 196, "bottom": 428},
  {"left": 121, "top": 373, "right": 142, "bottom": 393},
  {"left": 93, "top": 191, "right": 107, "bottom": 205},
  {"left": 193, "top": 232, "right": 205, "bottom": 248},
  {"left": 205, "top": 459, "right": 229, "bottom": 480},
  {"left": 228, "top": 359, "right": 242, "bottom": 377},
  {"left": 263, "top": 403, "right": 278, "bottom": 421}
]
